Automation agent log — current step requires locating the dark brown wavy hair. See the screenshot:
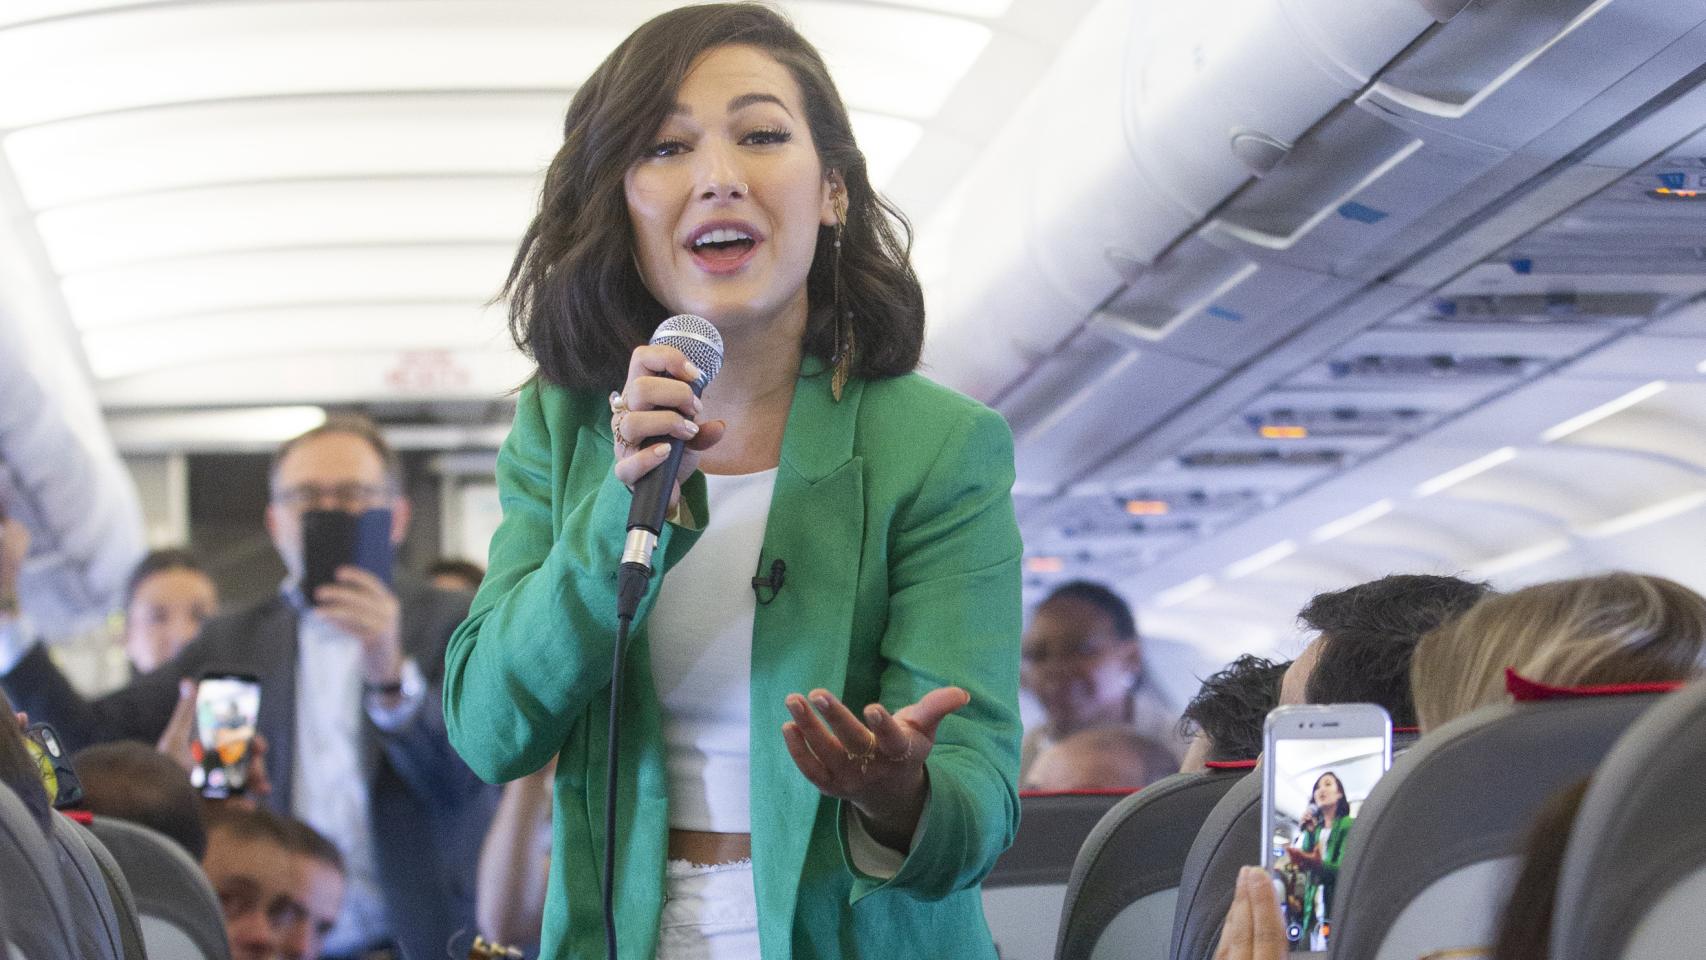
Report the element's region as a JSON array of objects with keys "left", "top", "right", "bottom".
[{"left": 502, "top": 3, "right": 925, "bottom": 392}]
